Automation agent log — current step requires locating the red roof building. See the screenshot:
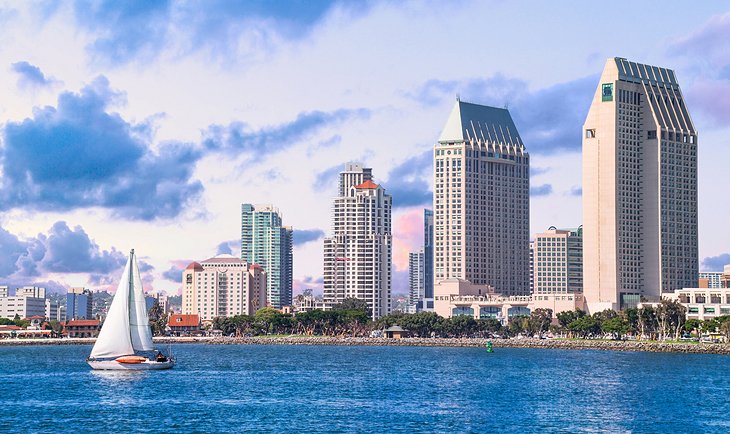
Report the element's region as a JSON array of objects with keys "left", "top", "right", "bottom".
[
  {"left": 64, "top": 319, "right": 101, "bottom": 338},
  {"left": 355, "top": 180, "right": 379, "bottom": 189},
  {"left": 168, "top": 314, "right": 200, "bottom": 335}
]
